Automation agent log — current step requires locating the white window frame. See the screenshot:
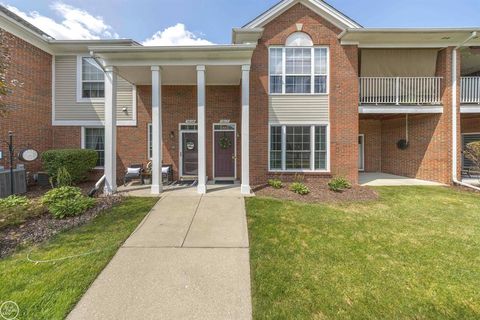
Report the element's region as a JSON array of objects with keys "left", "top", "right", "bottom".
[
  {"left": 81, "top": 126, "right": 105, "bottom": 169},
  {"left": 76, "top": 55, "right": 105, "bottom": 103},
  {"left": 268, "top": 123, "right": 330, "bottom": 173},
  {"left": 268, "top": 46, "right": 330, "bottom": 95}
]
